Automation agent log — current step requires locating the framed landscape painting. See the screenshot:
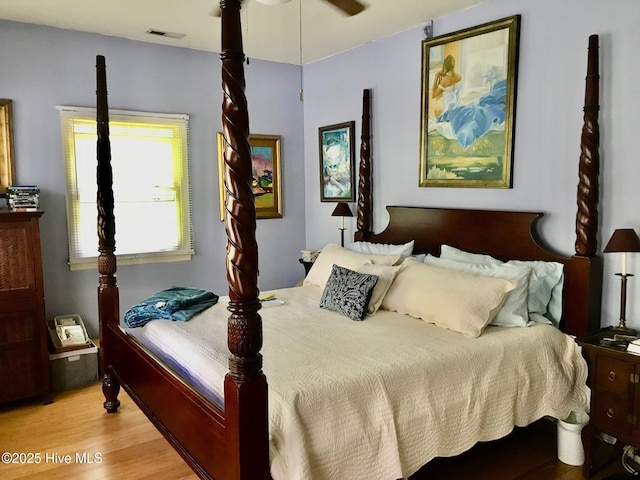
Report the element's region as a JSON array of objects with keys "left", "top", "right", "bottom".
[
  {"left": 318, "top": 121, "right": 355, "bottom": 202},
  {"left": 217, "top": 133, "right": 282, "bottom": 220},
  {"left": 419, "top": 15, "right": 520, "bottom": 188},
  {"left": 0, "top": 99, "right": 16, "bottom": 195}
]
